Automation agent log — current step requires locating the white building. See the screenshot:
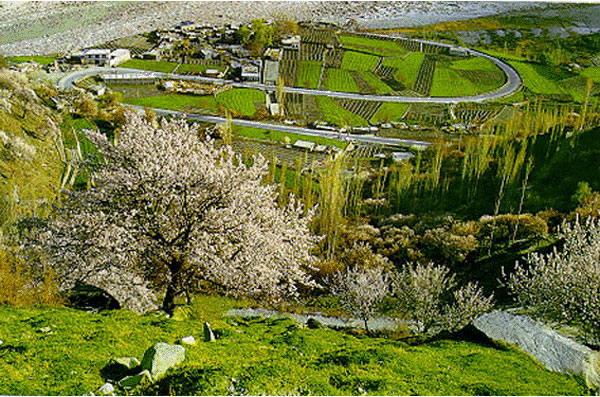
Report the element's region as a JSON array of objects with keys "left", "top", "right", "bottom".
[{"left": 79, "top": 48, "right": 131, "bottom": 67}]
